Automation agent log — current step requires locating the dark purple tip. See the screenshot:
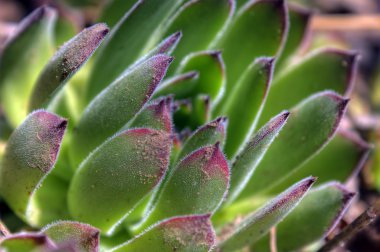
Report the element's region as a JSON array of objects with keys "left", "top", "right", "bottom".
[
  {"left": 158, "top": 31, "right": 183, "bottom": 54},
  {"left": 323, "top": 183, "right": 355, "bottom": 236}
]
